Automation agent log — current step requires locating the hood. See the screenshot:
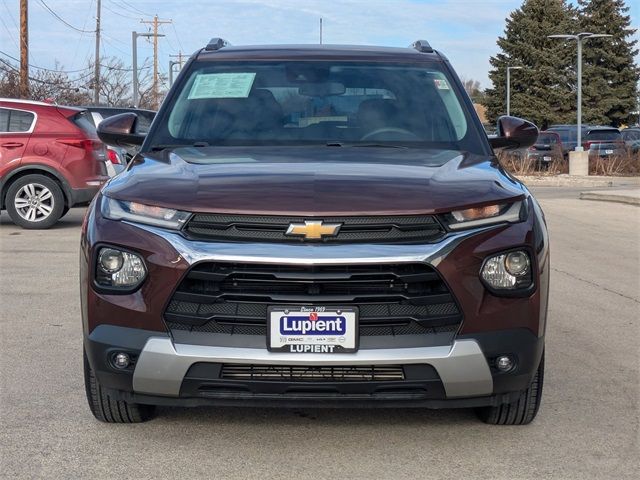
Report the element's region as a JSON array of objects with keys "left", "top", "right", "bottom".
[{"left": 104, "top": 146, "right": 525, "bottom": 215}]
